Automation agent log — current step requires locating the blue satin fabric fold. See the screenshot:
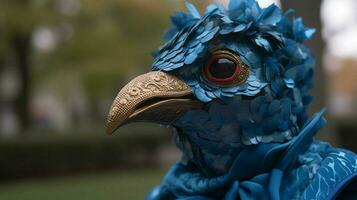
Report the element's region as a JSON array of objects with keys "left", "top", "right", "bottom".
[{"left": 146, "top": 110, "right": 326, "bottom": 200}]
